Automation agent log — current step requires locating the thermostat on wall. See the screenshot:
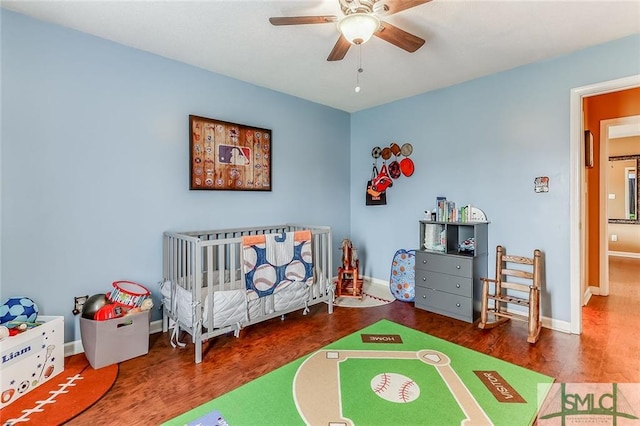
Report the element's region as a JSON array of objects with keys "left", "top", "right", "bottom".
[{"left": 534, "top": 176, "right": 549, "bottom": 193}]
